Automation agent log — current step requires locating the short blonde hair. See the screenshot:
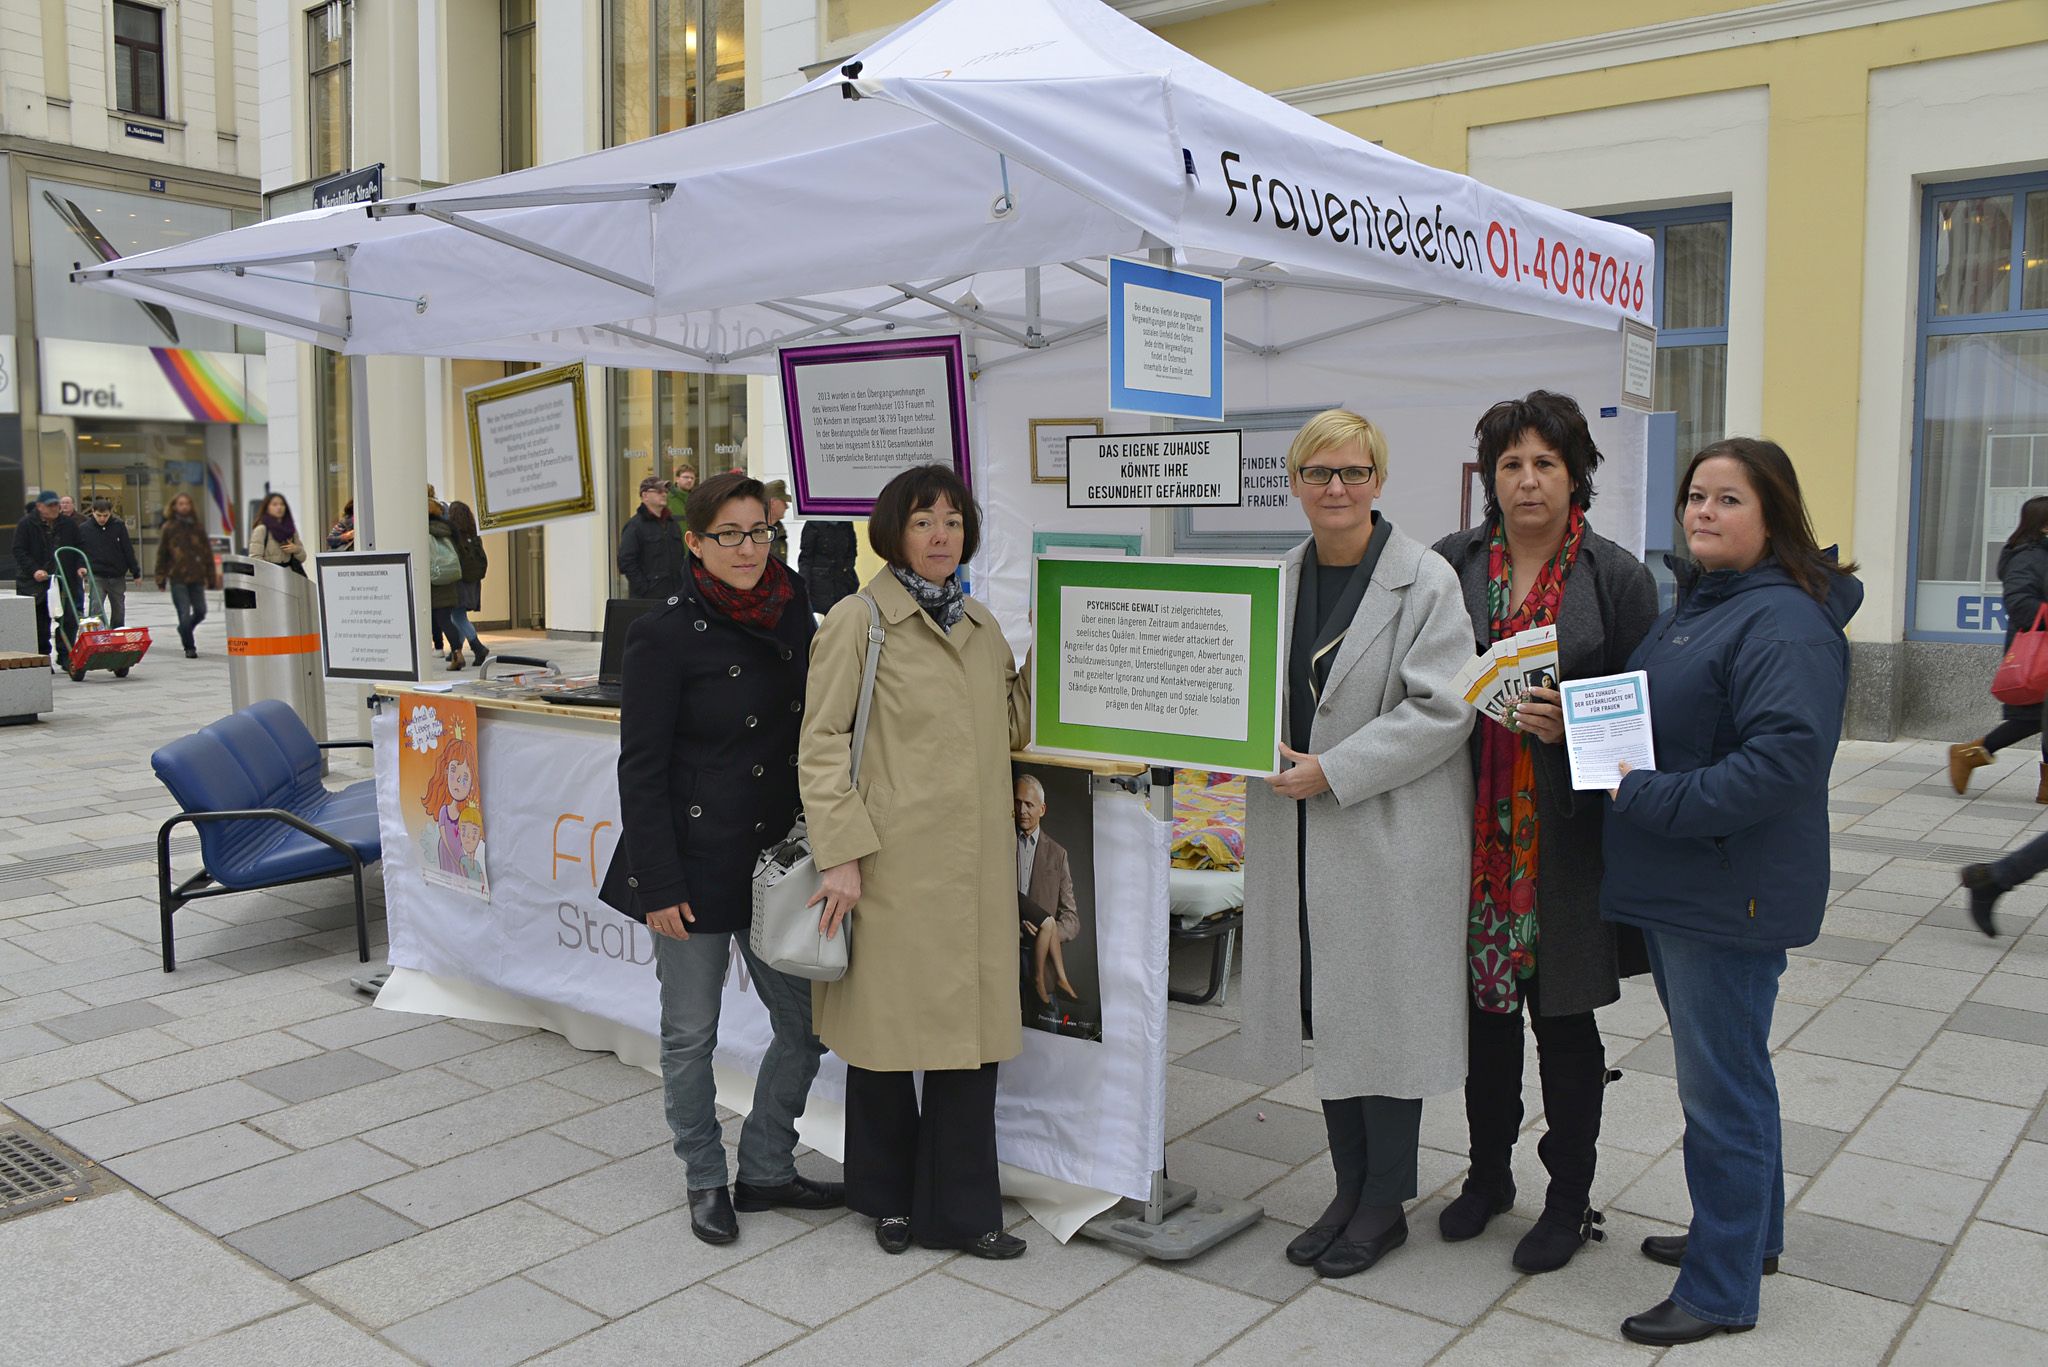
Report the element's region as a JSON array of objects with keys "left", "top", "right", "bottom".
[{"left": 1286, "top": 409, "right": 1389, "bottom": 481}]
